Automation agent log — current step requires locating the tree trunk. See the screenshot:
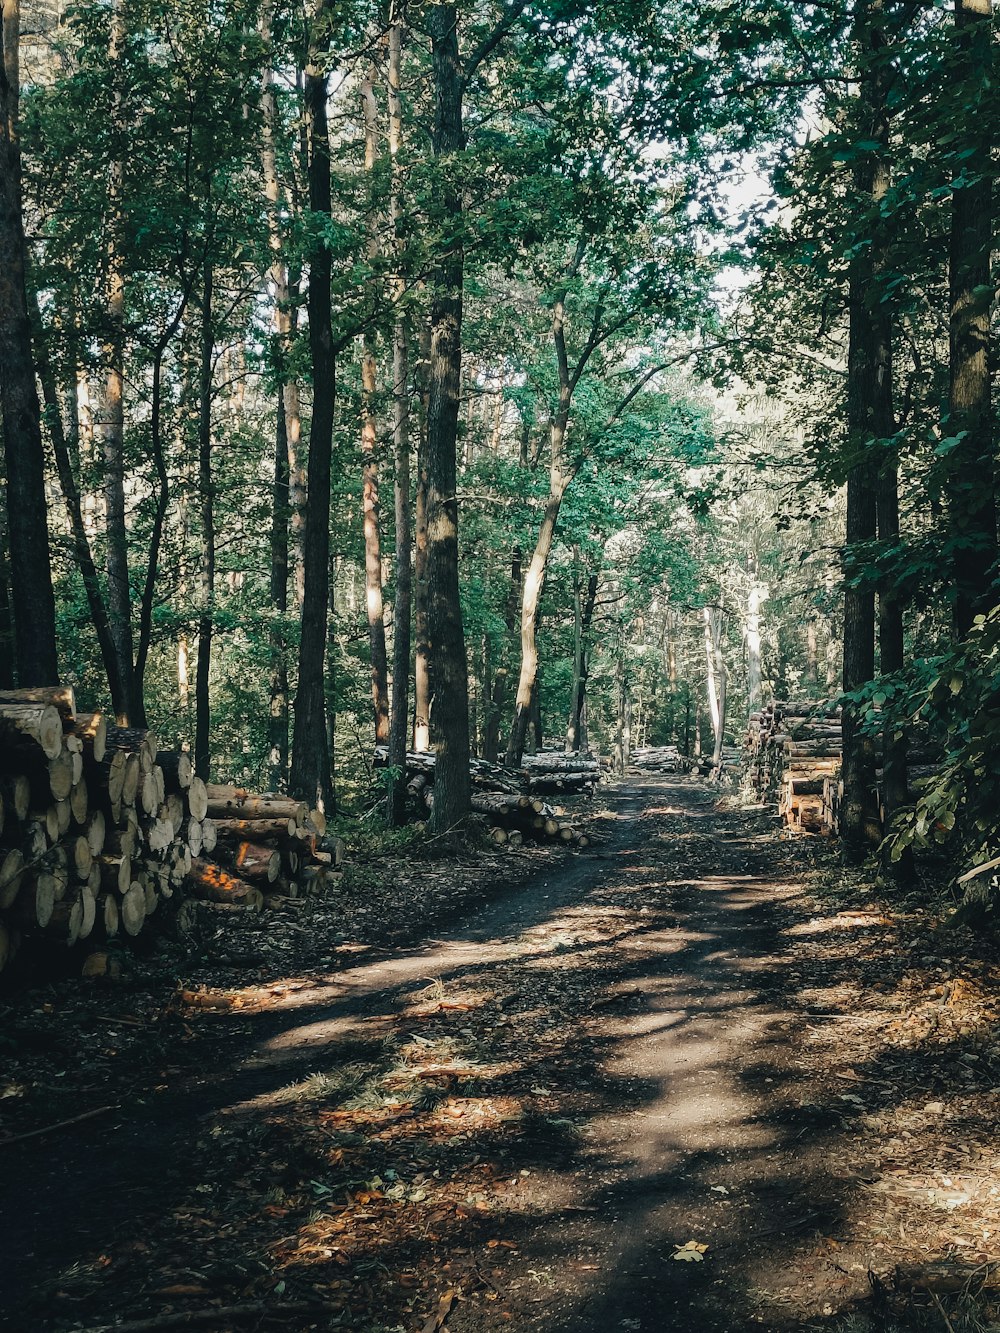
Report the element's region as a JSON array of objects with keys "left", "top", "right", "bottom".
[
  {"left": 30, "top": 287, "right": 124, "bottom": 705},
  {"left": 506, "top": 282, "right": 577, "bottom": 766},
  {"left": 289, "top": 3, "right": 335, "bottom": 812},
  {"left": 99, "top": 0, "right": 143, "bottom": 724},
  {"left": 359, "top": 66, "right": 390, "bottom": 747},
  {"left": 194, "top": 263, "right": 214, "bottom": 782},
  {"left": 413, "top": 317, "right": 432, "bottom": 751},
  {"left": 269, "top": 390, "right": 290, "bottom": 788},
  {"left": 746, "top": 571, "right": 765, "bottom": 716},
  {"left": 424, "top": 4, "right": 471, "bottom": 833},
  {"left": 386, "top": 5, "right": 413, "bottom": 826},
  {"left": 483, "top": 546, "right": 520, "bottom": 763},
  {"left": 0, "top": 0, "right": 58, "bottom": 685},
  {"left": 566, "top": 566, "right": 598, "bottom": 752},
  {"left": 841, "top": 0, "right": 891, "bottom": 861},
  {"left": 946, "top": 0, "right": 997, "bottom": 636},
  {"left": 703, "top": 605, "right": 727, "bottom": 770}
]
